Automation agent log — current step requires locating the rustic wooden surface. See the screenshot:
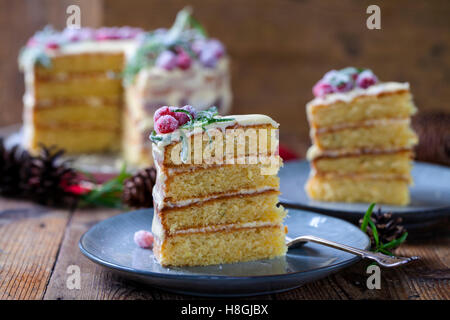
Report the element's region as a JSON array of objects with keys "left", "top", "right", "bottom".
[
  {"left": 0, "top": 196, "right": 448, "bottom": 300},
  {"left": 1, "top": 0, "right": 450, "bottom": 154}
]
